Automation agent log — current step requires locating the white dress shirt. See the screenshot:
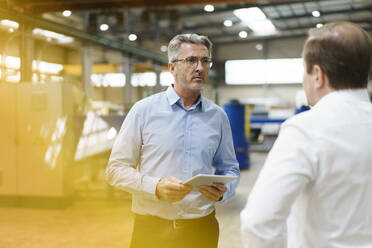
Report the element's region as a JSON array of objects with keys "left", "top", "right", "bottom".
[
  {"left": 106, "top": 86, "right": 240, "bottom": 220},
  {"left": 240, "top": 89, "right": 372, "bottom": 248}
]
